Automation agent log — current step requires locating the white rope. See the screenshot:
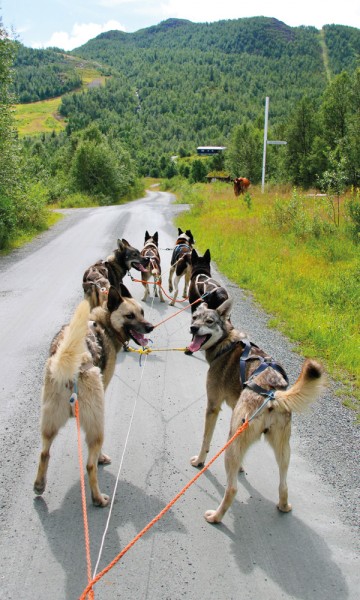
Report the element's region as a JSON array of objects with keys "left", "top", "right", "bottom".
[{"left": 92, "top": 287, "right": 157, "bottom": 578}]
